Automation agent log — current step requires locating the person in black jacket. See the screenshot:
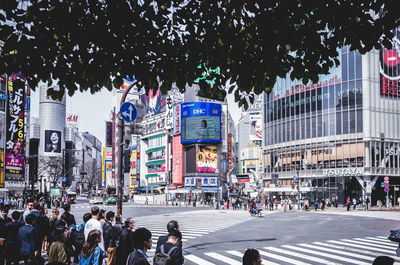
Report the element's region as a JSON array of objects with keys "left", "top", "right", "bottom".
[
  {"left": 157, "top": 230, "right": 184, "bottom": 265},
  {"left": 60, "top": 204, "right": 76, "bottom": 227},
  {"left": 116, "top": 218, "right": 135, "bottom": 265},
  {"left": 104, "top": 211, "right": 116, "bottom": 265},
  {"left": 4, "top": 210, "right": 23, "bottom": 265},
  {"left": 0, "top": 206, "right": 12, "bottom": 265},
  {"left": 30, "top": 203, "right": 49, "bottom": 254},
  {"left": 127, "top": 228, "right": 152, "bottom": 265},
  {"left": 156, "top": 220, "right": 182, "bottom": 254}
]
